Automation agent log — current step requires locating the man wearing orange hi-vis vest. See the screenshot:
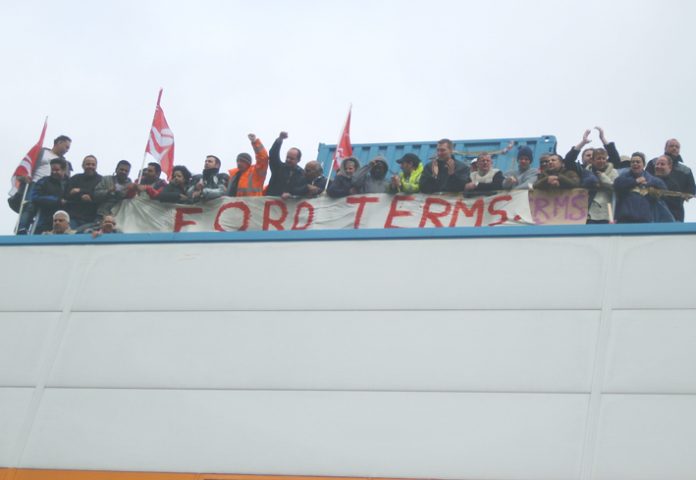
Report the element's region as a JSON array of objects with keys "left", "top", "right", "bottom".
[{"left": 227, "top": 133, "right": 269, "bottom": 197}]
